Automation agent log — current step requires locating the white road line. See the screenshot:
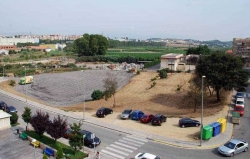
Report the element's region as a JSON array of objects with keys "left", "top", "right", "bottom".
[
  {"left": 101, "top": 150, "right": 125, "bottom": 159},
  {"left": 123, "top": 137, "right": 145, "bottom": 145},
  {"left": 114, "top": 142, "right": 137, "bottom": 150},
  {"left": 119, "top": 139, "right": 142, "bottom": 147},
  {"left": 126, "top": 135, "right": 148, "bottom": 142},
  {"left": 110, "top": 144, "right": 134, "bottom": 153},
  {"left": 106, "top": 147, "right": 129, "bottom": 156}
]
